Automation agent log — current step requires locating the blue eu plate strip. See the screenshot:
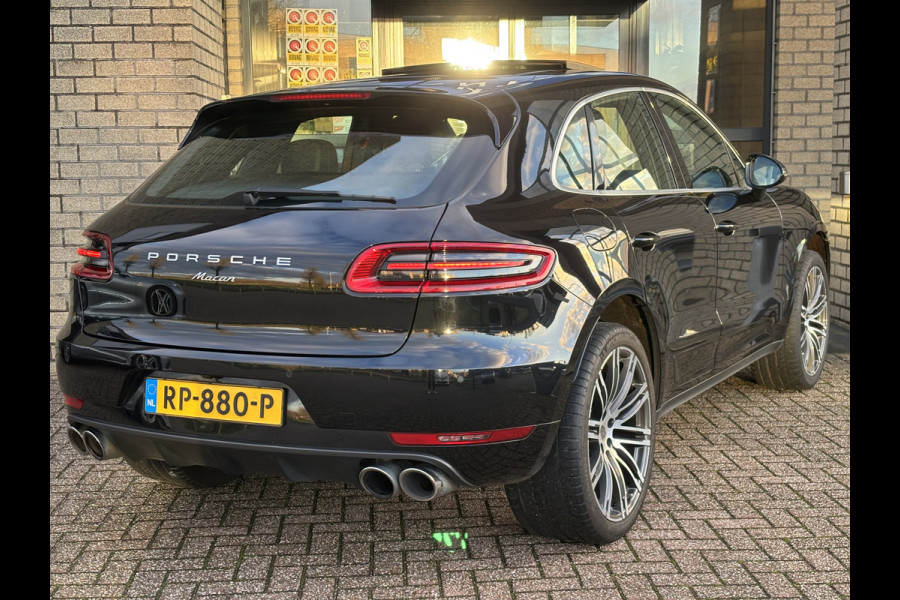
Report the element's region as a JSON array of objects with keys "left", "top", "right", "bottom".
[{"left": 145, "top": 379, "right": 158, "bottom": 413}]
